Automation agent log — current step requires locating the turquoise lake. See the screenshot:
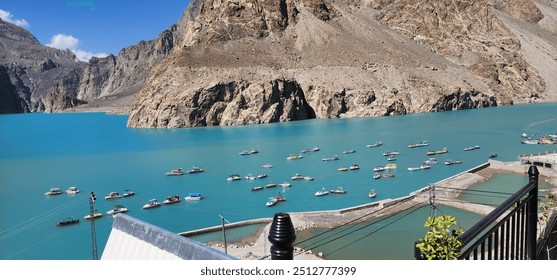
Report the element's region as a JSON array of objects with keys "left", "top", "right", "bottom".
[{"left": 1, "top": 103, "right": 556, "bottom": 260}]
